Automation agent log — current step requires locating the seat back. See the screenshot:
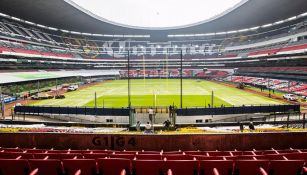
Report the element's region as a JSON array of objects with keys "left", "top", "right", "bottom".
[
  {"left": 110, "top": 154, "right": 135, "bottom": 160},
  {"left": 193, "top": 155, "right": 225, "bottom": 160},
  {"left": 62, "top": 159, "right": 97, "bottom": 175},
  {"left": 207, "top": 152, "right": 231, "bottom": 157},
  {"left": 265, "top": 154, "right": 287, "bottom": 160},
  {"left": 284, "top": 153, "right": 307, "bottom": 160},
  {"left": 29, "top": 159, "right": 63, "bottom": 175},
  {"left": 268, "top": 160, "right": 305, "bottom": 175},
  {"left": 163, "top": 154, "right": 193, "bottom": 160},
  {"left": 98, "top": 158, "right": 131, "bottom": 175},
  {"left": 33, "top": 153, "right": 82, "bottom": 159},
  {"left": 133, "top": 160, "right": 165, "bottom": 175},
  {"left": 1, "top": 148, "right": 24, "bottom": 152},
  {"left": 138, "top": 151, "right": 161, "bottom": 155},
  {"left": 199, "top": 160, "right": 234, "bottom": 175},
  {"left": 165, "top": 160, "right": 198, "bottom": 175},
  {"left": 234, "top": 160, "right": 269, "bottom": 175},
  {"left": 83, "top": 153, "right": 109, "bottom": 159},
  {"left": 25, "top": 149, "right": 46, "bottom": 154},
  {"left": 0, "top": 152, "right": 33, "bottom": 159},
  {"left": 0, "top": 159, "right": 30, "bottom": 175},
  {"left": 136, "top": 154, "right": 162, "bottom": 160},
  {"left": 236, "top": 155, "right": 266, "bottom": 160}
]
